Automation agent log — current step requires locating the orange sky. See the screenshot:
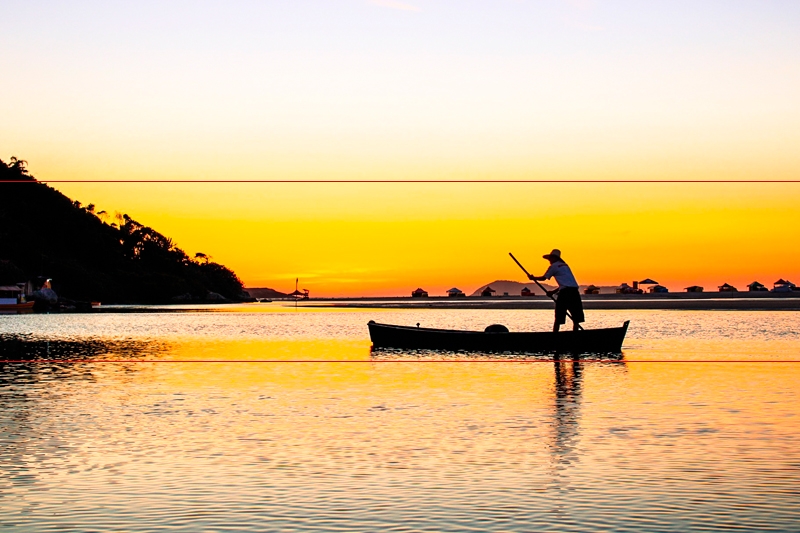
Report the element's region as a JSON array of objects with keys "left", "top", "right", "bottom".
[
  {"left": 3, "top": 2, "right": 799, "bottom": 296},
  {"left": 46, "top": 181, "right": 800, "bottom": 296}
]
